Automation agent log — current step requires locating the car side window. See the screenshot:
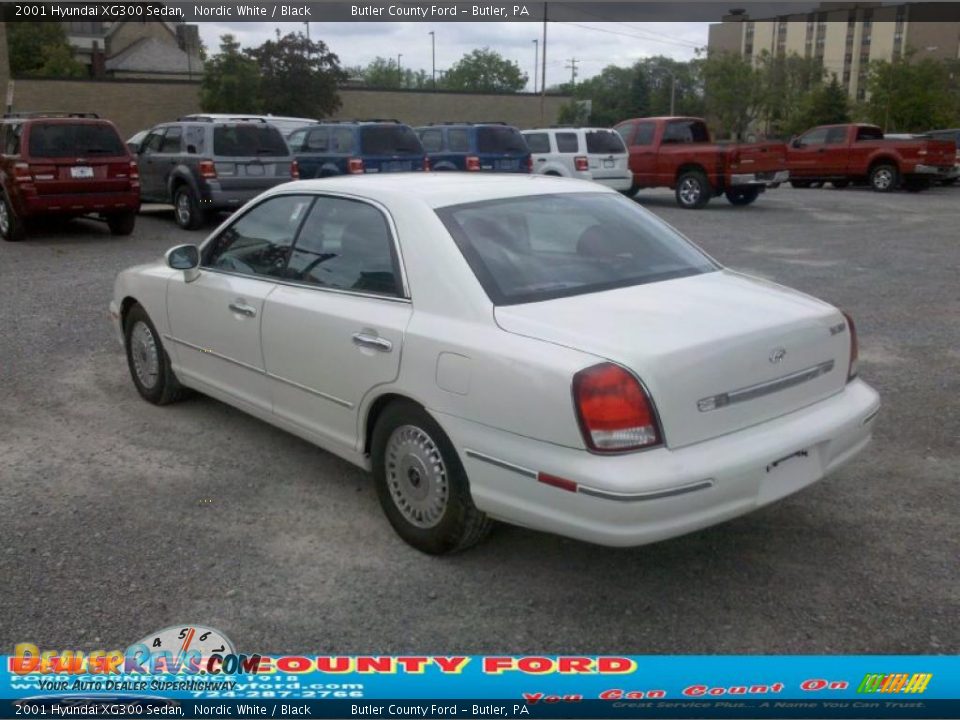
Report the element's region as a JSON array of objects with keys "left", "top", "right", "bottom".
[
  {"left": 633, "top": 122, "right": 655, "bottom": 146},
  {"left": 856, "top": 126, "right": 884, "bottom": 142},
  {"left": 800, "top": 127, "right": 829, "bottom": 146},
  {"left": 825, "top": 127, "right": 847, "bottom": 144},
  {"left": 420, "top": 129, "right": 443, "bottom": 153},
  {"left": 330, "top": 128, "right": 355, "bottom": 153},
  {"left": 556, "top": 133, "right": 579, "bottom": 153},
  {"left": 447, "top": 128, "right": 469, "bottom": 152},
  {"left": 160, "top": 126, "right": 182, "bottom": 153},
  {"left": 184, "top": 126, "right": 205, "bottom": 154},
  {"left": 3, "top": 123, "right": 22, "bottom": 155},
  {"left": 287, "top": 129, "right": 307, "bottom": 152},
  {"left": 306, "top": 127, "right": 329, "bottom": 152},
  {"left": 203, "top": 195, "right": 313, "bottom": 278},
  {"left": 286, "top": 196, "right": 400, "bottom": 297},
  {"left": 524, "top": 132, "right": 550, "bottom": 153},
  {"left": 141, "top": 130, "right": 165, "bottom": 154}
]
